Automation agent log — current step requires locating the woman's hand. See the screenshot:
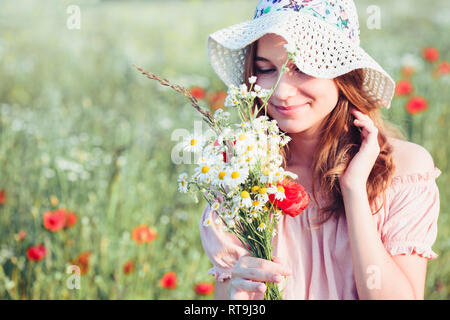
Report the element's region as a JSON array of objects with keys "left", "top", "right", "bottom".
[
  {"left": 228, "top": 256, "right": 291, "bottom": 300},
  {"left": 339, "top": 107, "right": 381, "bottom": 192}
]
